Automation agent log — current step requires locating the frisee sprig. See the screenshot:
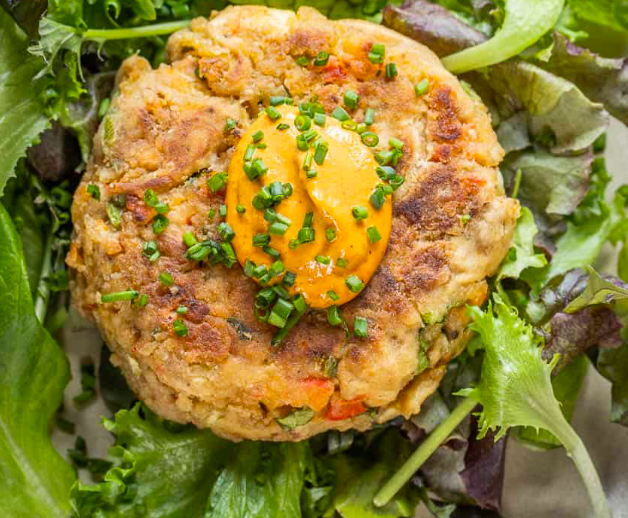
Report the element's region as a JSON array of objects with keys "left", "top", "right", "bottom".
[{"left": 375, "top": 295, "right": 610, "bottom": 518}]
